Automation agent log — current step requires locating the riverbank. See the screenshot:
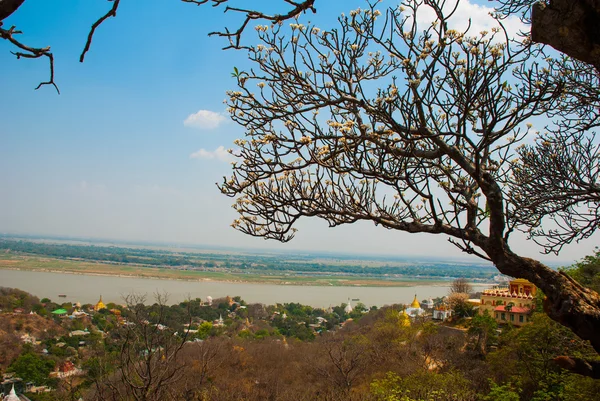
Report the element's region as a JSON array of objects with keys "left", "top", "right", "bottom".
[
  {"left": 0, "top": 253, "right": 459, "bottom": 288},
  {"left": 0, "top": 269, "right": 488, "bottom": 307}
]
